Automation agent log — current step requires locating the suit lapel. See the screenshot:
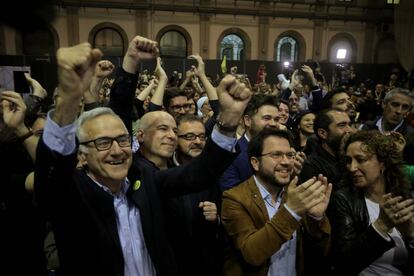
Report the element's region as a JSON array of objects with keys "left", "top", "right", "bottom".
[{"left": 246, "top": 177, "right": 270, "bottom": 223}]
